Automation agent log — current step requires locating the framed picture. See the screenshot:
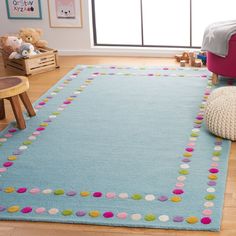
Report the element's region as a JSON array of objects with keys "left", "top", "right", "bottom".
[
  {"left": 6, "top": 0, "right": 42, "bottom": 19},
  {"left": 48, "top": 0, "right": 82, "bottom": 28}
]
